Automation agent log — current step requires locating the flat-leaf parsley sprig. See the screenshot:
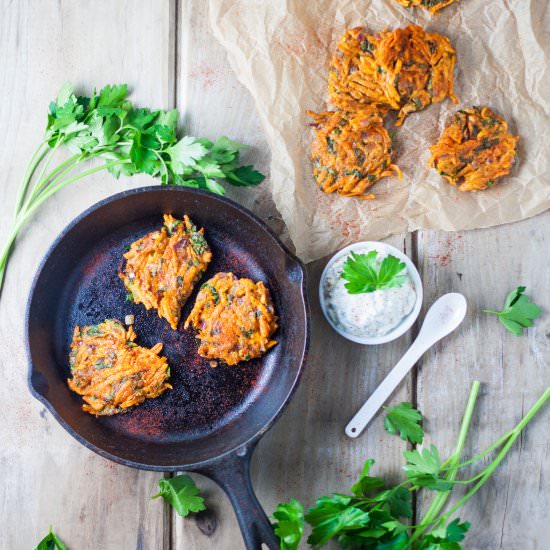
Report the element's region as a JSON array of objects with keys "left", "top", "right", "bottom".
[
  {"left": 152, "top": 474, "right": 206, "bottom": 517},
  {"left": 273, "top": 498, "right": 305, "bottom": 550},
  {"left": 34, "top": 527, "right": 68, "bottom": 550},
  {"left": 272, "top": 382, "right": 550, "bottom": 549},
  {"left": 341, "top": 250, "right": 408, "bottom": 294},
  {"left": 0, "top": 82, "right": 265, "bottom": 296},
  {"left": 384, "top": 401, "right": 424, "bottom": 444},
  {"left": 484, "top": 286, "right": 541, "bottom": 336}
]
